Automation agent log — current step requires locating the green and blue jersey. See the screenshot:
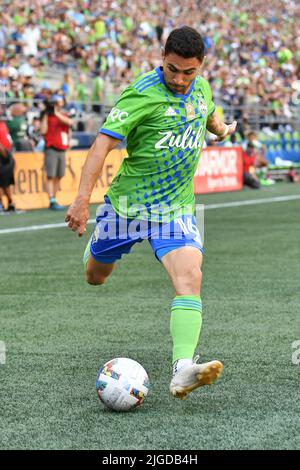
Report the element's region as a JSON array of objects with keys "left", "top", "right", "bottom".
[{"left": 100, "top": 66, "right": 215, "bottom": 220}]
